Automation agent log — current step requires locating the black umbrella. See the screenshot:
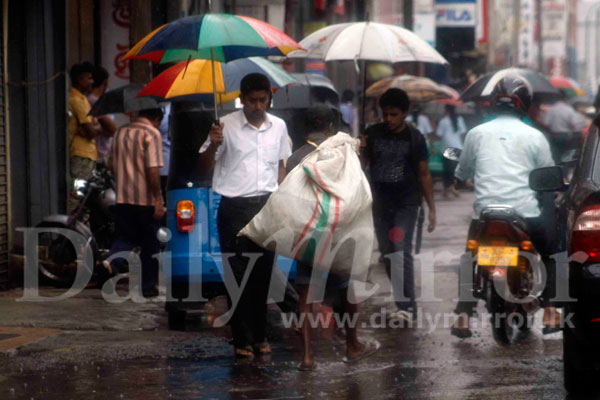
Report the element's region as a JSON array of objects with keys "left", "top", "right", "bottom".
[
  {"left": 89, "top": 83, "right": 161, "bottom": 116},
  {"left": 271, "top": 73, "right": 340, "bottom": 109},
  {"left": 461, "top": 68, "right": 561, "bottom": 104}
]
